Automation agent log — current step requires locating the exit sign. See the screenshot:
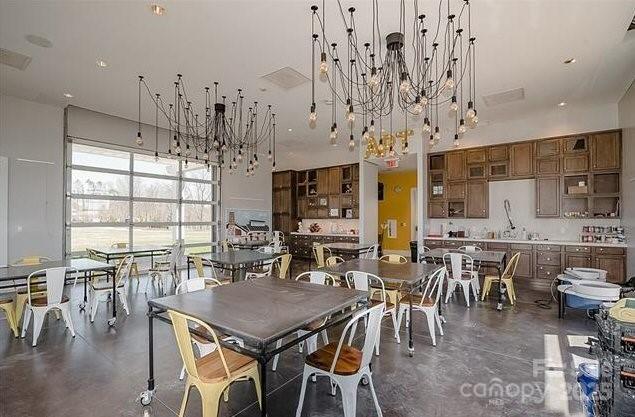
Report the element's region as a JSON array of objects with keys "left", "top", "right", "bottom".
[{"left": 385, "top": 158, "right": 399, "bottom": 169}]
